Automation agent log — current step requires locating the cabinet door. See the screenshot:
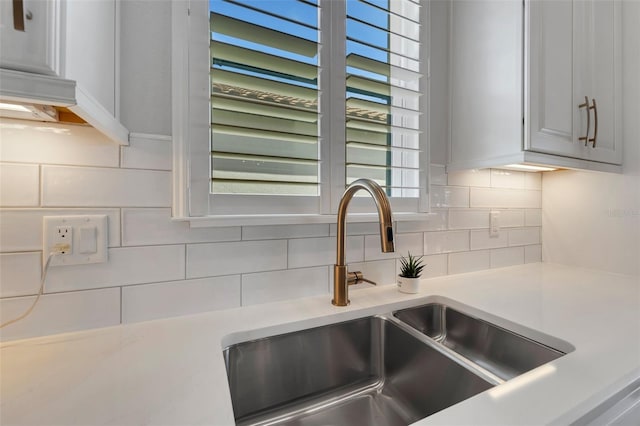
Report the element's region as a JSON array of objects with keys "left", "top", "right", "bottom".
[
  {"left": 527, "top": 0, "right": 621, "bottom": 165},
  {"left": 574, "top": 0, "right": 622, "bottom": 165},
  {"left": 527, "top": 0, "right": 575, "bottom": 156},
  {"left": 0, "top": 0, "right": 60, "bottom": 75}
]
